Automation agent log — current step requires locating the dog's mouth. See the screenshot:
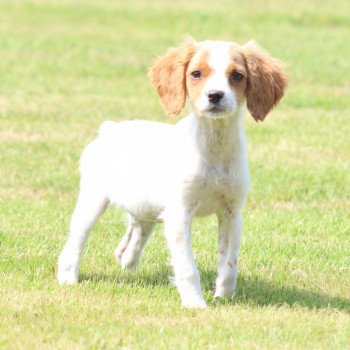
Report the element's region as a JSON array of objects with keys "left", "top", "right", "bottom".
[
  {"left": 205, "top": 105, "right": 231, "bottom": 117},
  {"left": 209, "top": 106, "right": 225, "bottom": 113}
]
